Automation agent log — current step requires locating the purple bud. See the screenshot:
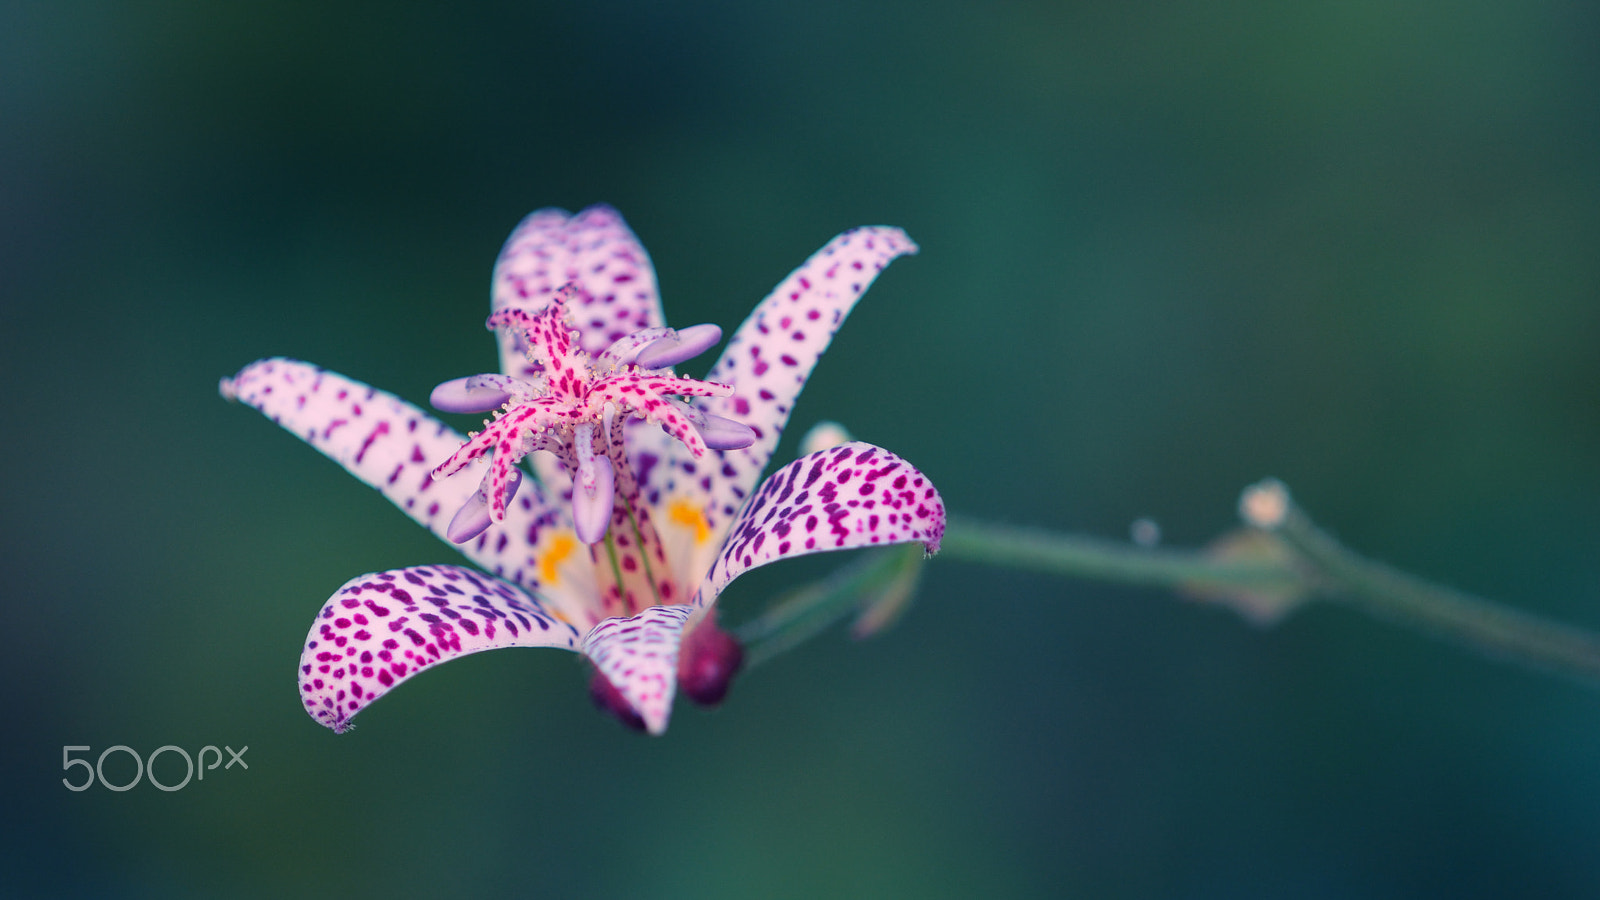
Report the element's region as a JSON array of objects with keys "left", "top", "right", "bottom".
[
  {"left": 635, "top": 324, "right": 722, "bottom": 369},
  {"left": 677, "top": 620, "right": 744, "bottom": 707},
  {"left": 697, "top": 414, "right": 757, "bottom": 450},
  {"left": 588, "top": 671, "right": 647, "bottom": 733},
  {"left": 430, "top": 376, "right": 513, "bottom": 414},
  {"left": 571, "top": 455, "right": 615, "bottom": 545},
  {"left": 445, "top": 468, "right": 521, "bottom": 543}
]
